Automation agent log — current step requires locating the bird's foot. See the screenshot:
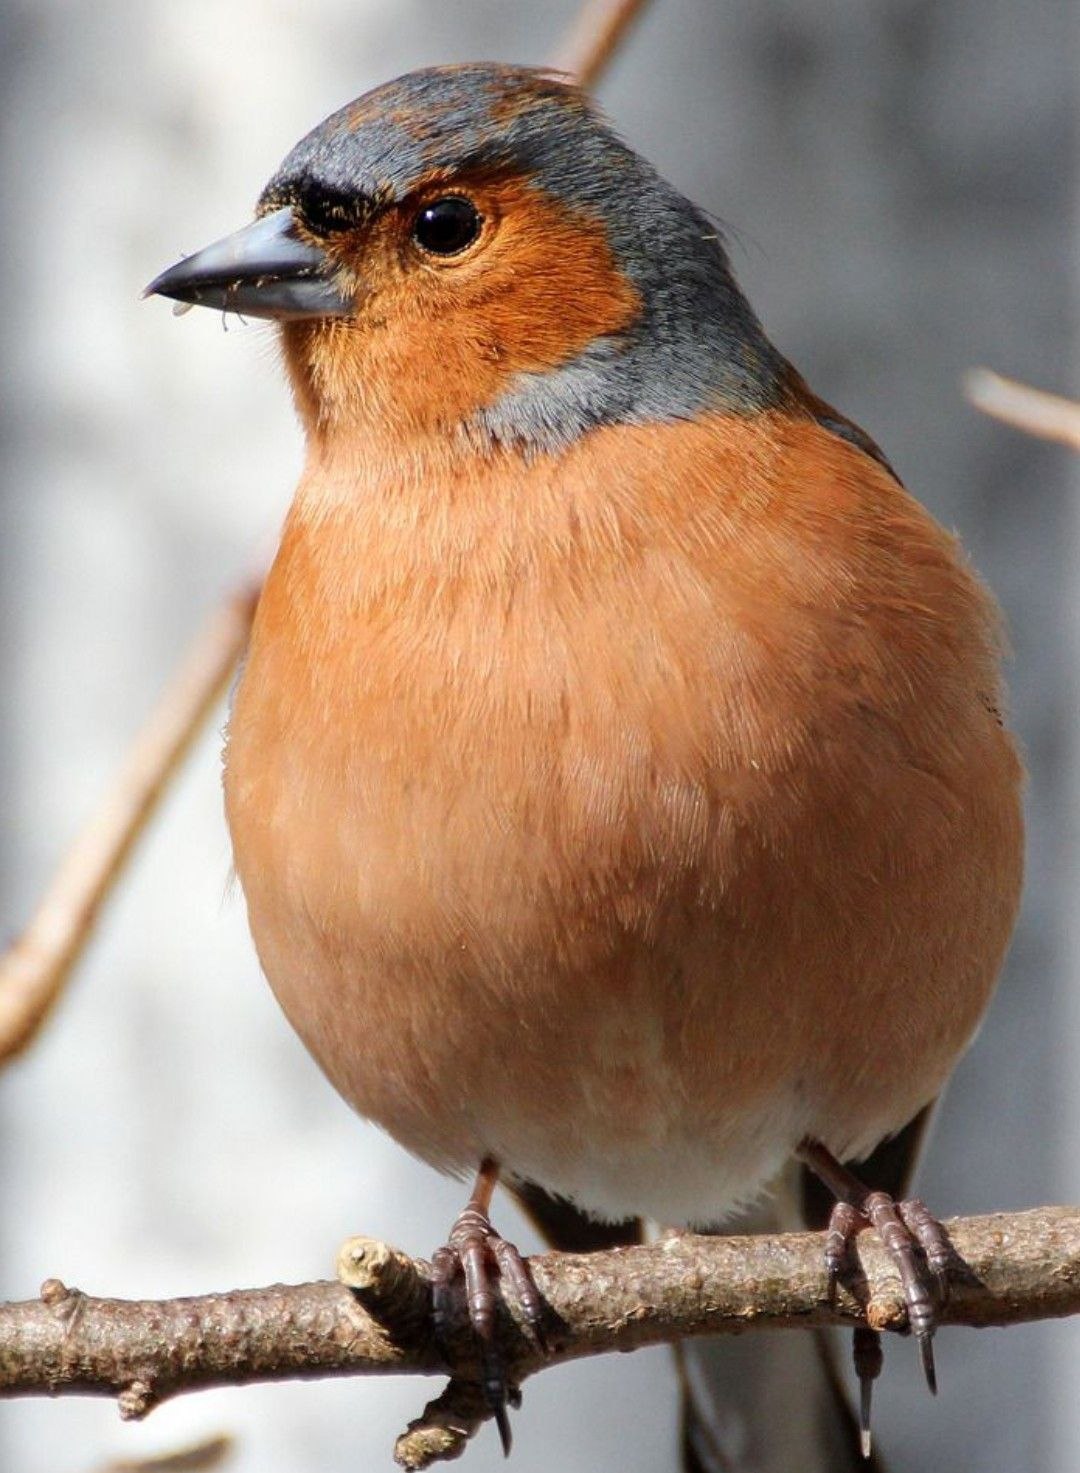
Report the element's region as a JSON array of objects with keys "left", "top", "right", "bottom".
[
  {"left": 430, "top": 1159, "right": 545, "bottom": 1456},
  {"left": 822, "top": 1187, "right": 949, "bottom": 1388},
  {"left": 798, "top": 1138, "right": 953, "bottom": 1455}
]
